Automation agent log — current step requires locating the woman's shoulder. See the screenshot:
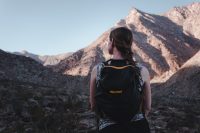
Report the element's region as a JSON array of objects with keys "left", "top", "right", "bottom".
[
  {"left": 91, "top": 62, "right": 104, "bottom": 75},
  {"left": 136, "top": 63, "right": 150, "bottom": 82}
]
